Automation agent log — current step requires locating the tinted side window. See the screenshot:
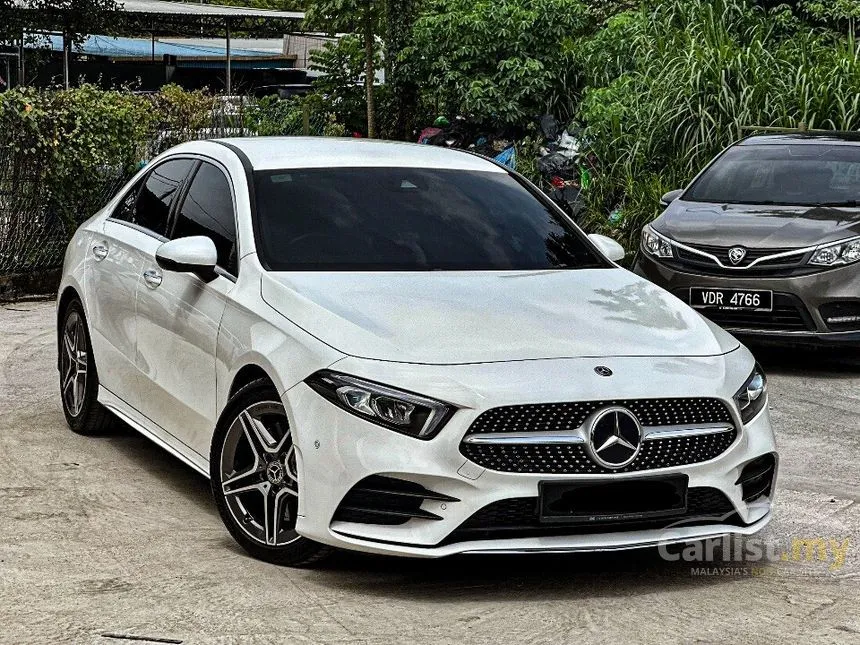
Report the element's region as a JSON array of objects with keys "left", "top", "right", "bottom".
[
  {"left": 133, "top": 159, "right": 195, "bottom": 236},
  {"left": 172, "top": 162, "right": 238, "bottom": 274},
  {"left": 112, "top": 177, "right": 143, "bottom": 223}
]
